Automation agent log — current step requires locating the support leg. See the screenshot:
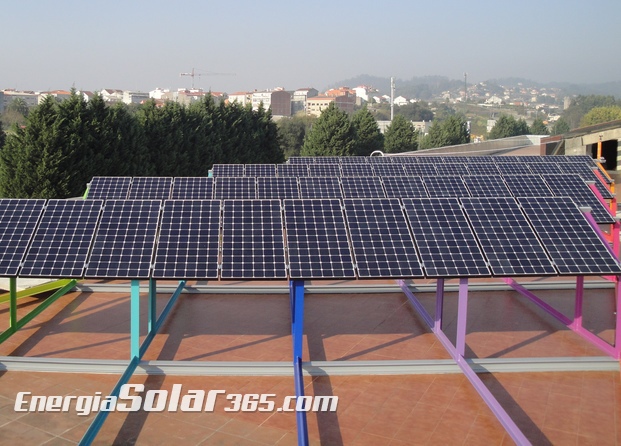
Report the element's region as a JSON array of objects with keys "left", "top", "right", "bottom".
[
  {"left": 130, "top": 279, "right": 140, "bottom": 360},
  {"left": 148, "top": 278, "right": 156, "bottom": 333},
  {"left": 455, "top": 278, "right": 469, "bottom": 358},
  {"left": 9, "top": 277, "right": 17, "bottom": 330},
  {"left": 573, "top": 276, "right": 584, "bottom": 330},
  {"left": 290, "top": 279, "right": 308, "bottom": 446},
  {"left": 434, "top": 278, "right": 445, "bottom": 332}
]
